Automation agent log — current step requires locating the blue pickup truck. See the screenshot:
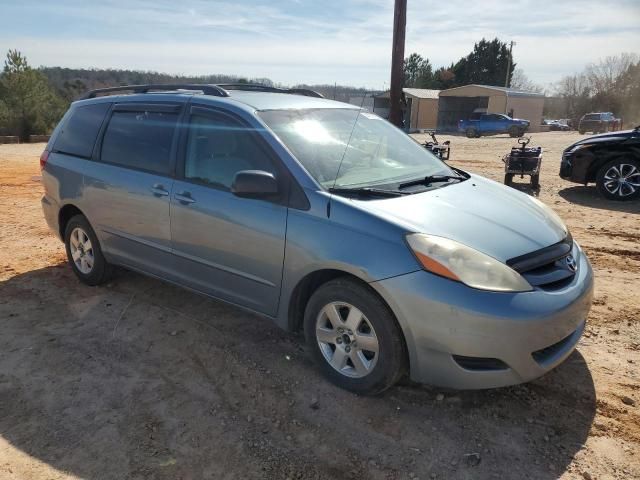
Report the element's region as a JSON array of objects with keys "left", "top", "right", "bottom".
[{"left": 459, "top": 113, "right": 530, "bottom": 138}]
